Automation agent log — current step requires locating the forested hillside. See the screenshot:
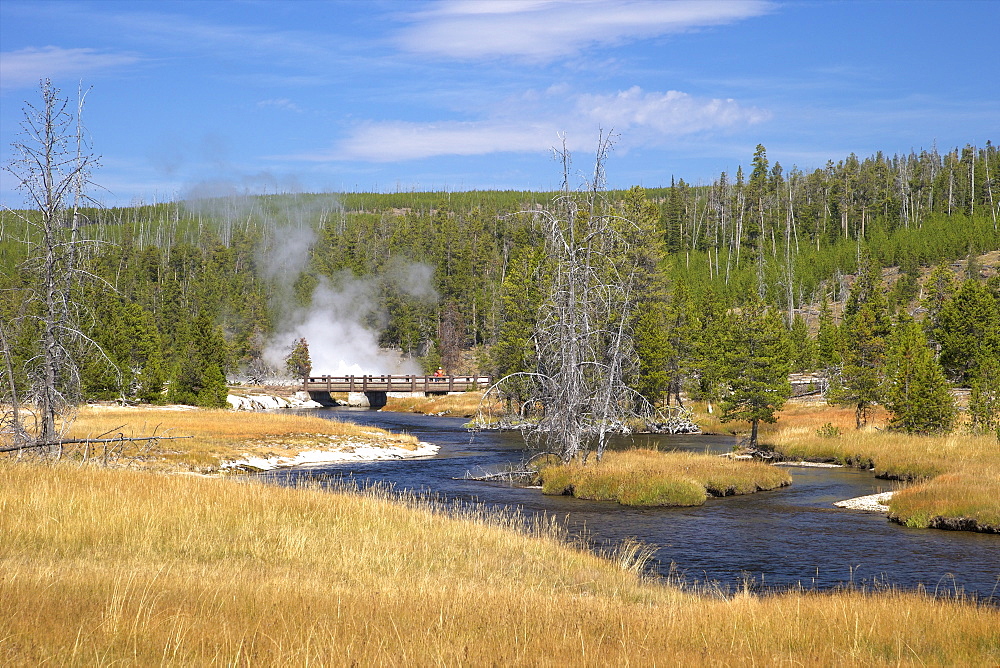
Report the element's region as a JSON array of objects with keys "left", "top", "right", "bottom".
[{"left": 2, "top": 142, "right": 998, "bottom": 430}]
